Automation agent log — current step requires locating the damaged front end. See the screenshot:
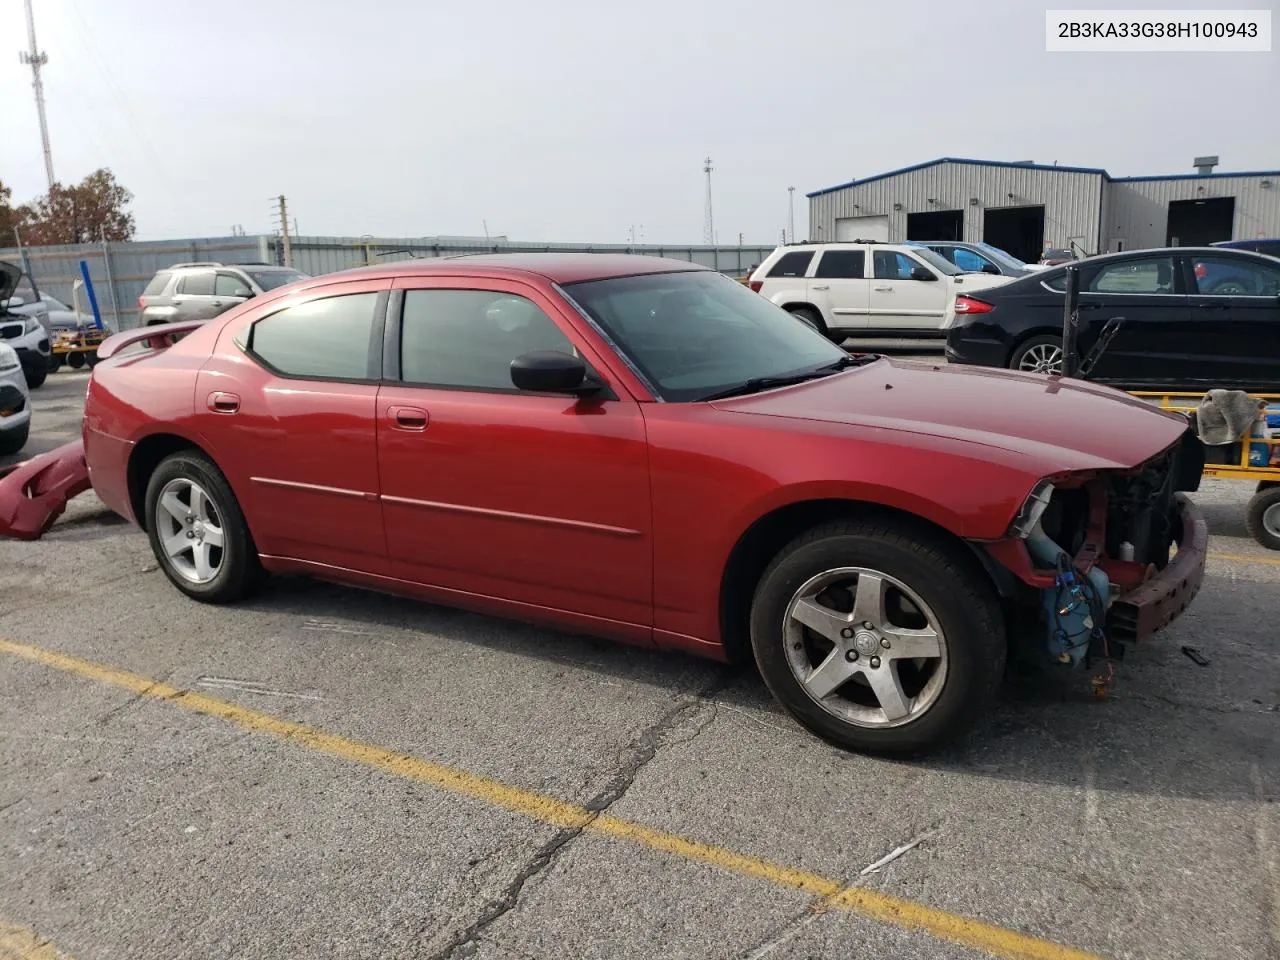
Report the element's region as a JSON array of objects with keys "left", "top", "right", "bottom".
[
  {"left": 986, "top": 427, "right": 1207, "bottom": 667},
  {"left": 0, "top": 440, "right": 92, "bottom": 540}
]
